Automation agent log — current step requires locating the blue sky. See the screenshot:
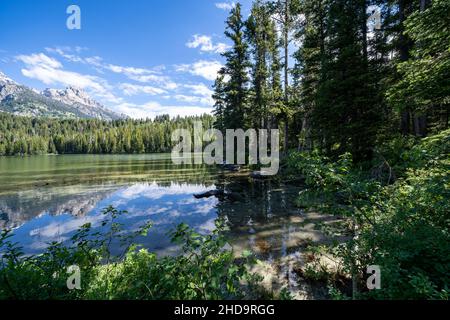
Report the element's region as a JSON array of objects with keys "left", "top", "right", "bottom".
[{"left": 0, "top": 0, "right": 252, "bottom": 118}]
